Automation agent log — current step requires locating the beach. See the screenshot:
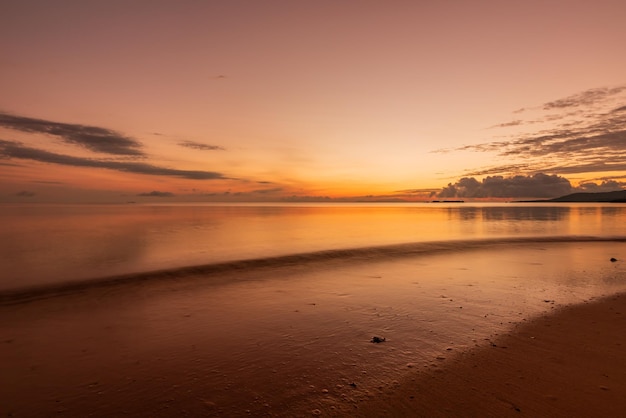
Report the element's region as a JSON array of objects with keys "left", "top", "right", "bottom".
[
  {"left": 365, "top": 292, "right": 626, "bottom": 417},
  {"left": 1, "top": 240, "right": 625, "bottom": 417}
]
